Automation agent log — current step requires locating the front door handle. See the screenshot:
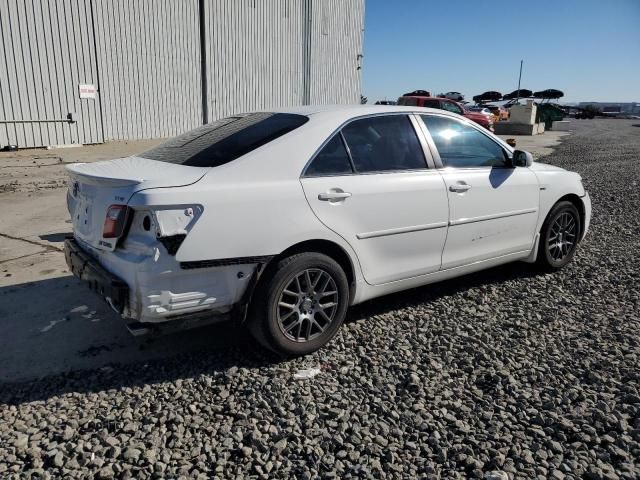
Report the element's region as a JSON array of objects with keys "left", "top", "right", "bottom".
[
  {"left": 449, "top": 182, "right": 471, "bottom": 193},
  {"left": 318, "top": 190, "right": 352, "bottom": 201}
]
